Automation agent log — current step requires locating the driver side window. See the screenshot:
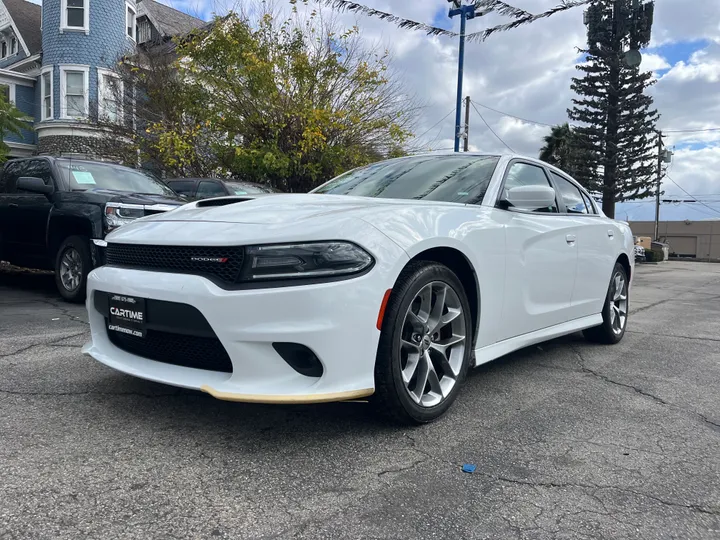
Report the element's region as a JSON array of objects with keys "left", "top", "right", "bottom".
[{"left": 503, "top": 162, "right": 558, "bottom": 213}]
